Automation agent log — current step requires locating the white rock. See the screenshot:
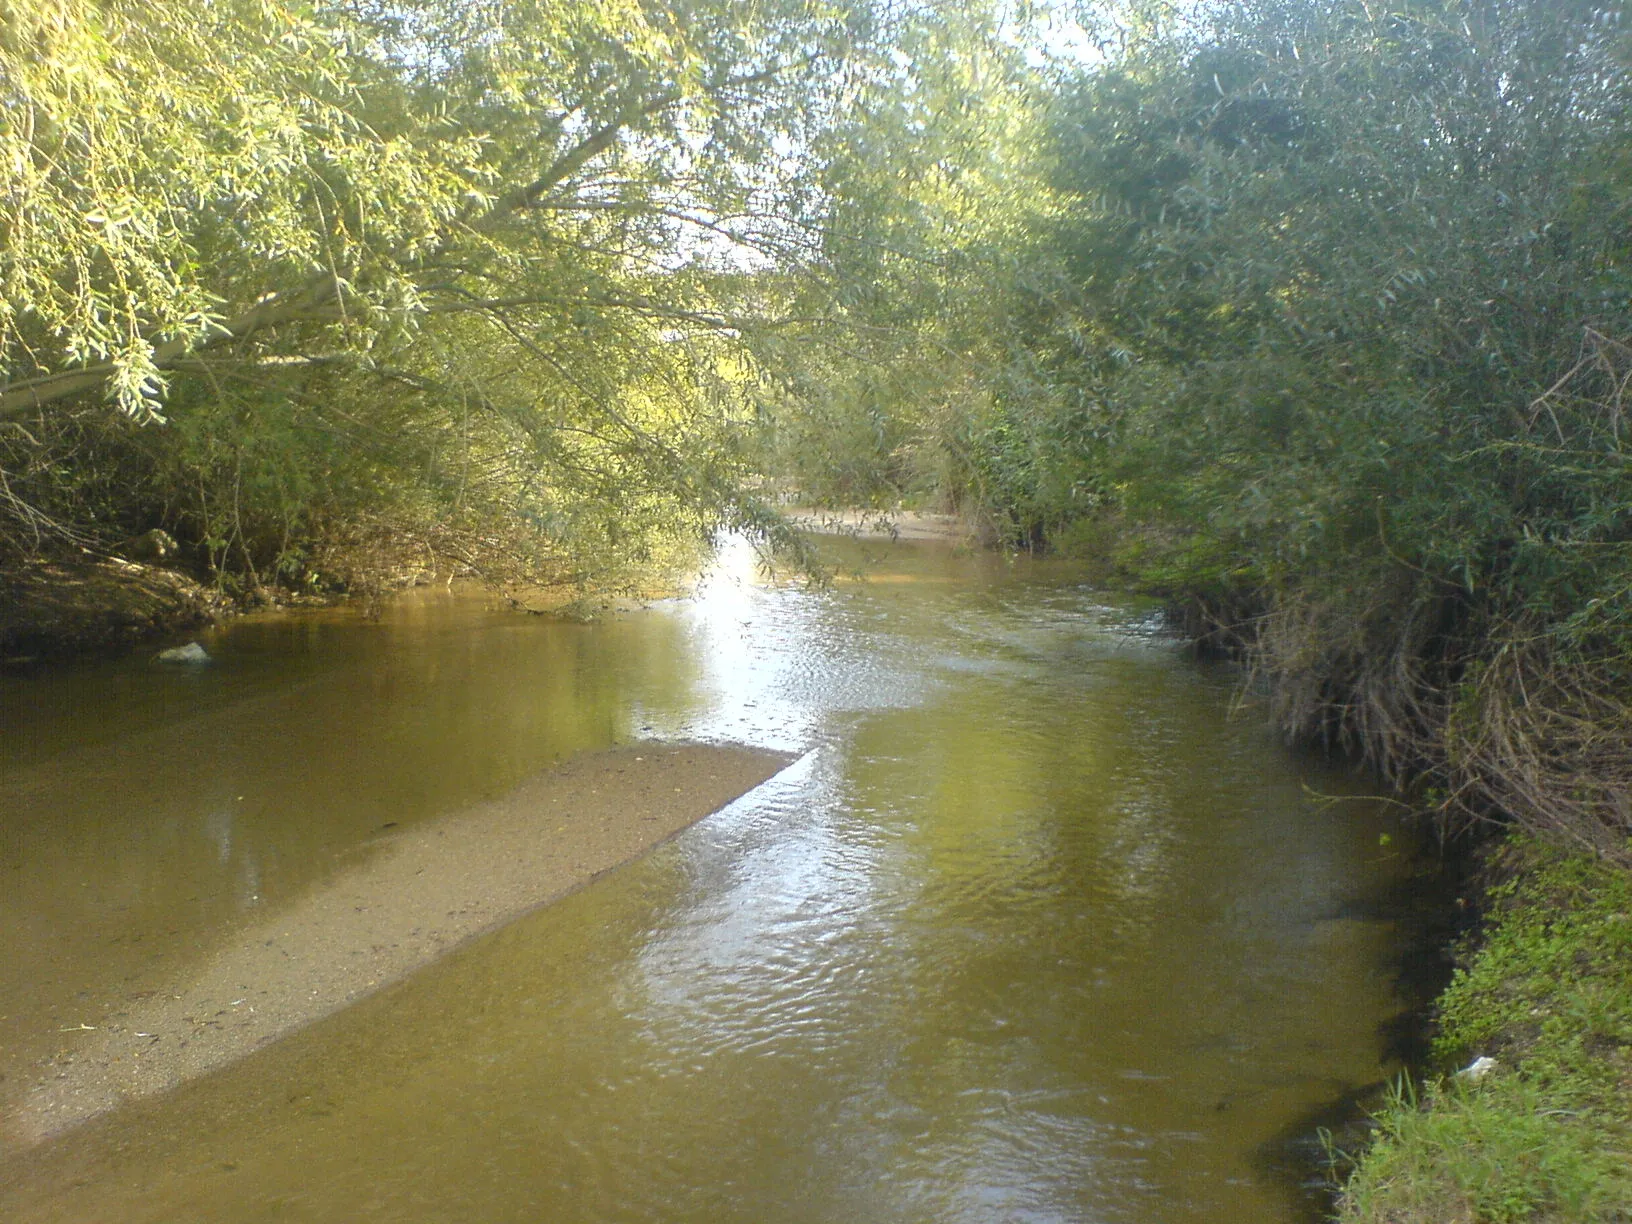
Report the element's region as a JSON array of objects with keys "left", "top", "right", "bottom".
[
  {"left": 156, "top": 642, "right": 210, "bottom": 664},
  {"left": 1456, "top": 1055, "right": 1497, "bottom": 1081}
]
